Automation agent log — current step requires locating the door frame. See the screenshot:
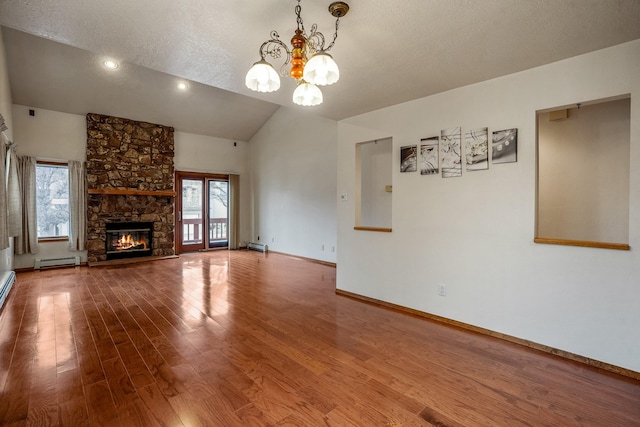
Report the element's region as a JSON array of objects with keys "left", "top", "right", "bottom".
[{"left": 175, "top": 171, "right": 229, "bottom": 254}]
